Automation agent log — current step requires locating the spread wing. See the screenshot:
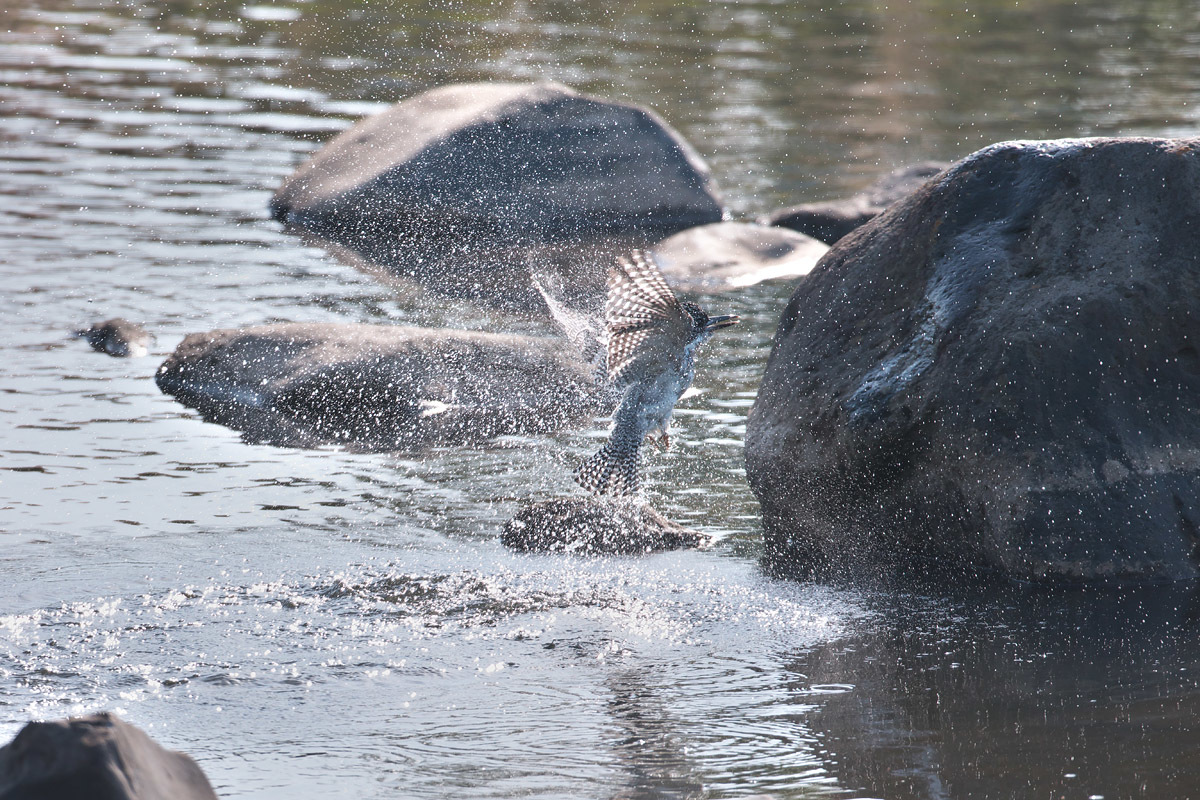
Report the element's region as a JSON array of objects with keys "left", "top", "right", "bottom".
[
  {"left": 605, "top": 250, "right": 688, "bottom": 386},
  {"left": 531, "top": 272, "right": 605, "bottom": 379}
]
